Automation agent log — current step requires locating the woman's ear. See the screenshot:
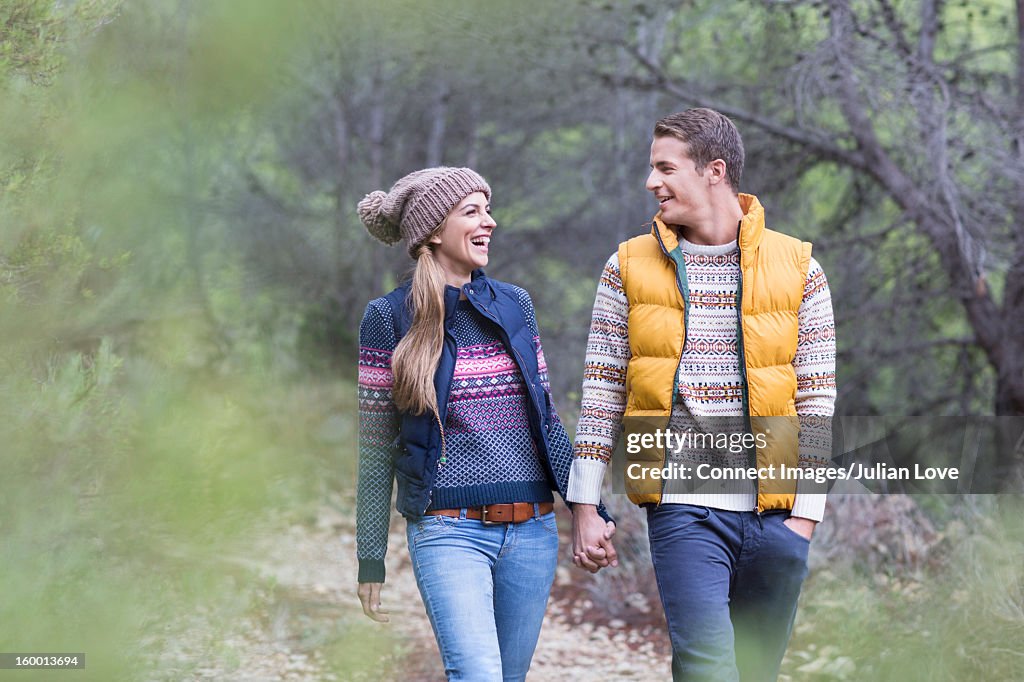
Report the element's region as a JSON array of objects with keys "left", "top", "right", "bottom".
[{"left": 428, "top": 223, "right": 445, "bottom": 246}]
